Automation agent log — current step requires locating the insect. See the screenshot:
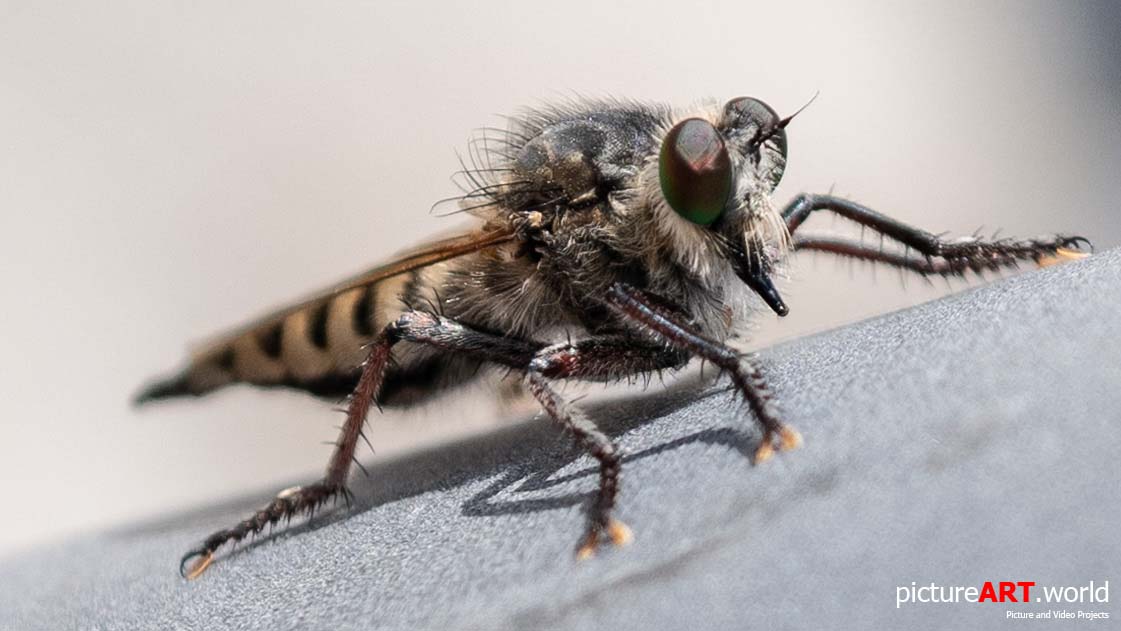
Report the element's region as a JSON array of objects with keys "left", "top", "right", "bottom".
[{"left": 137, "top": 95, "right": 1090, "bottom": 579}]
